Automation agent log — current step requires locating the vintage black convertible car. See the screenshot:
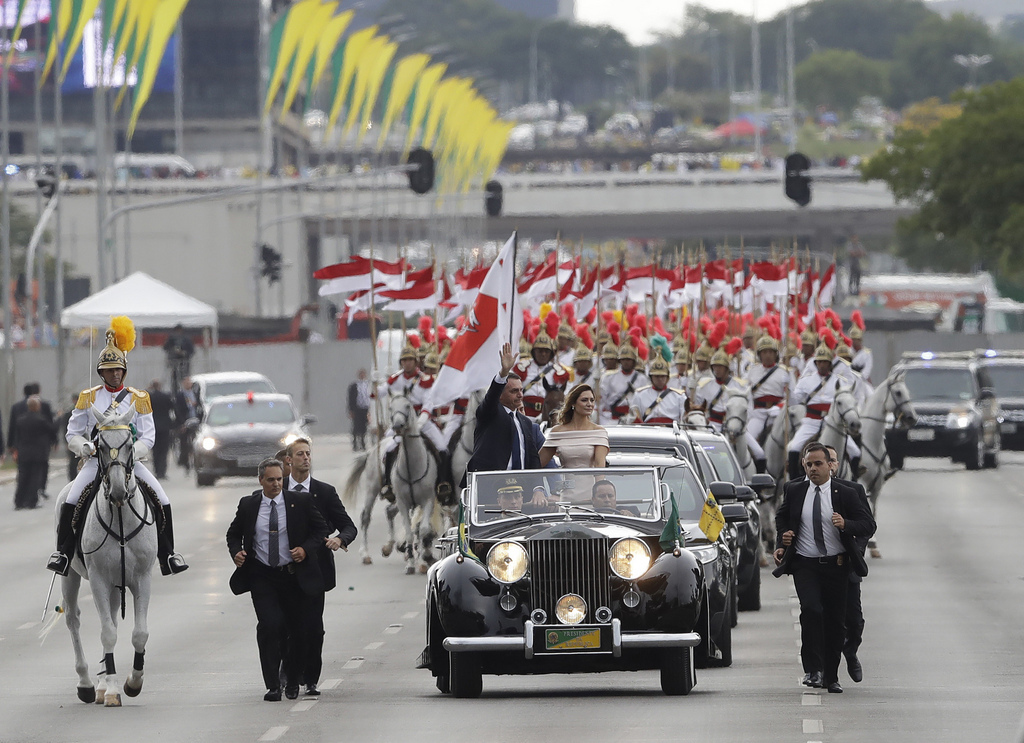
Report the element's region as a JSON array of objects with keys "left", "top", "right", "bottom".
[{"left": 420, "top": 467, "right": 725, "bottom": 697}]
